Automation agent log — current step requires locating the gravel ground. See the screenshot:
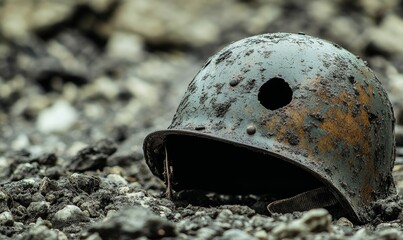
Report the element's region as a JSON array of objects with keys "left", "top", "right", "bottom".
[{"left": 1, "top": 0, "right": 403, "bottom": 239}]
